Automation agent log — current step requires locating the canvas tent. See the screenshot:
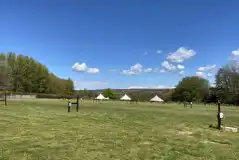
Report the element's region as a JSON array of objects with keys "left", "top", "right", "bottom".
[
  {"left": 150, "top": 95, "right": 164, "bottom": 102},
  {"left": 95, "top": 94, "right": 105, "bottom": 100},
  {"left": 105, "top": 97, "right": 109, "bottom": 100},
  {"left": 120, "top": 94, "right": 131, "bottom": 101}
]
